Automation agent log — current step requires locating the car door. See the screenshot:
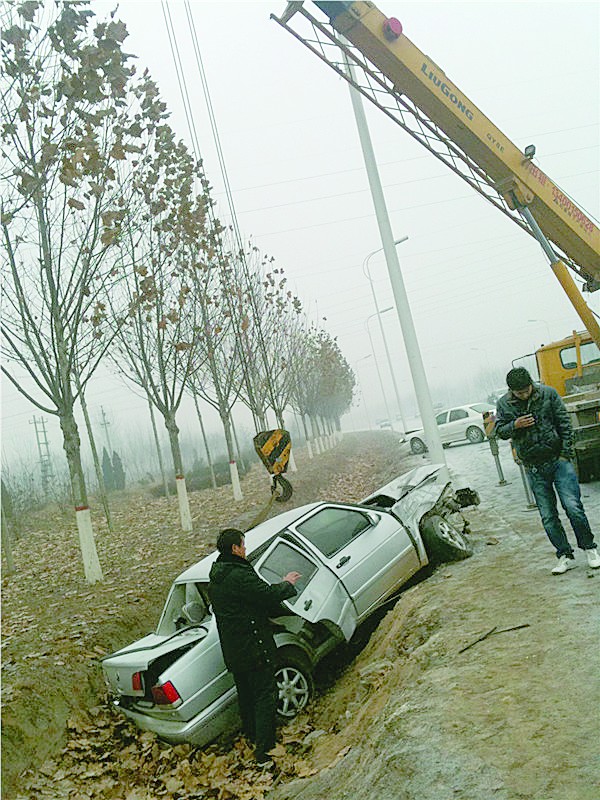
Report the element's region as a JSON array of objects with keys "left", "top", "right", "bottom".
[
  {"left": 446, "top": 407, "right": 470, "bottom": 442},
  {"left": 253, "top": 536, "right": 358, "bottom": 641},
  {"left": 435, "top": 410, "right": 450, "bottom": 443},
  {"left": 292, "top": 505, "right": 420, "bottom": 623}
]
